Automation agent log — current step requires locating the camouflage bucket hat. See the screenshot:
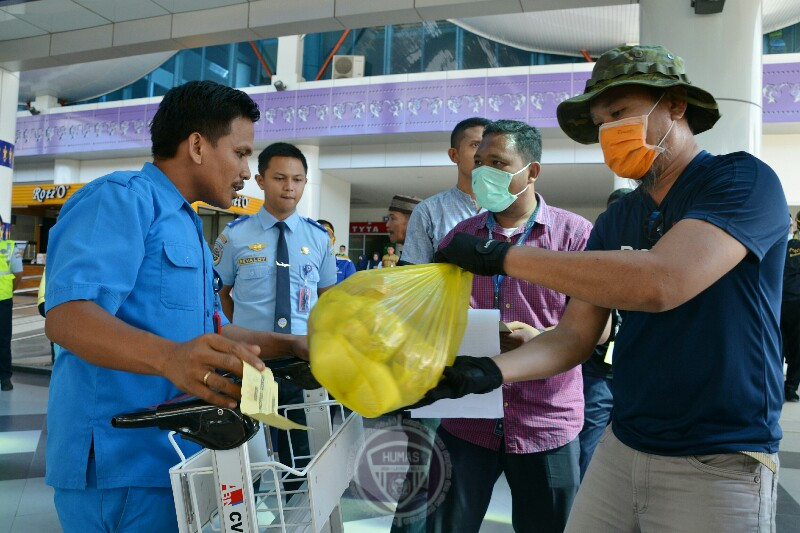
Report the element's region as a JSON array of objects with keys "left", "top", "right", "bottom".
[{"left": 556, "top": 45, "right": 720, "bottom": 145}]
